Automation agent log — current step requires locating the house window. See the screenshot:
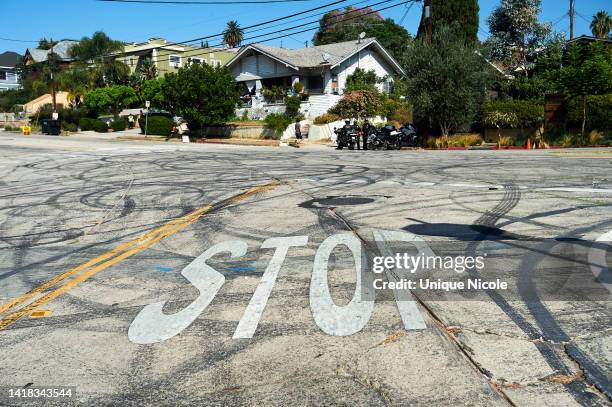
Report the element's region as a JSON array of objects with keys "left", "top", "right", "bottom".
[
  {"left": 169, "top": 55, "right": 181, "bottom": 68},
  {"left": 0, "top": 71, "right": 6, "bottom": 81},
  {"left": 189, "top": 57, "right": 203, "bottom": 65},
  {"left": 209, "top": 59, "right": 221, "bottom": 67}
]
